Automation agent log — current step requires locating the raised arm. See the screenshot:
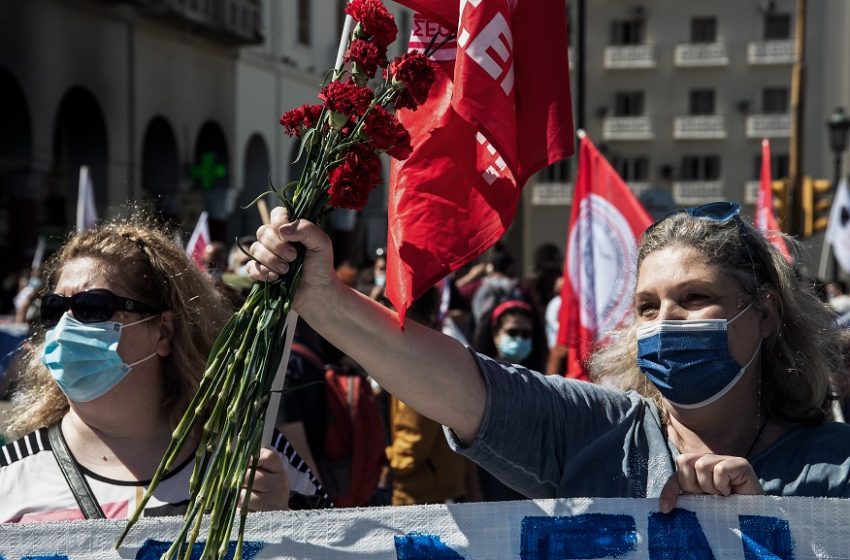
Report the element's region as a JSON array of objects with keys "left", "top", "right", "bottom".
[{"left": 248, "top": 208, "right": 486, "bottom": 443}]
